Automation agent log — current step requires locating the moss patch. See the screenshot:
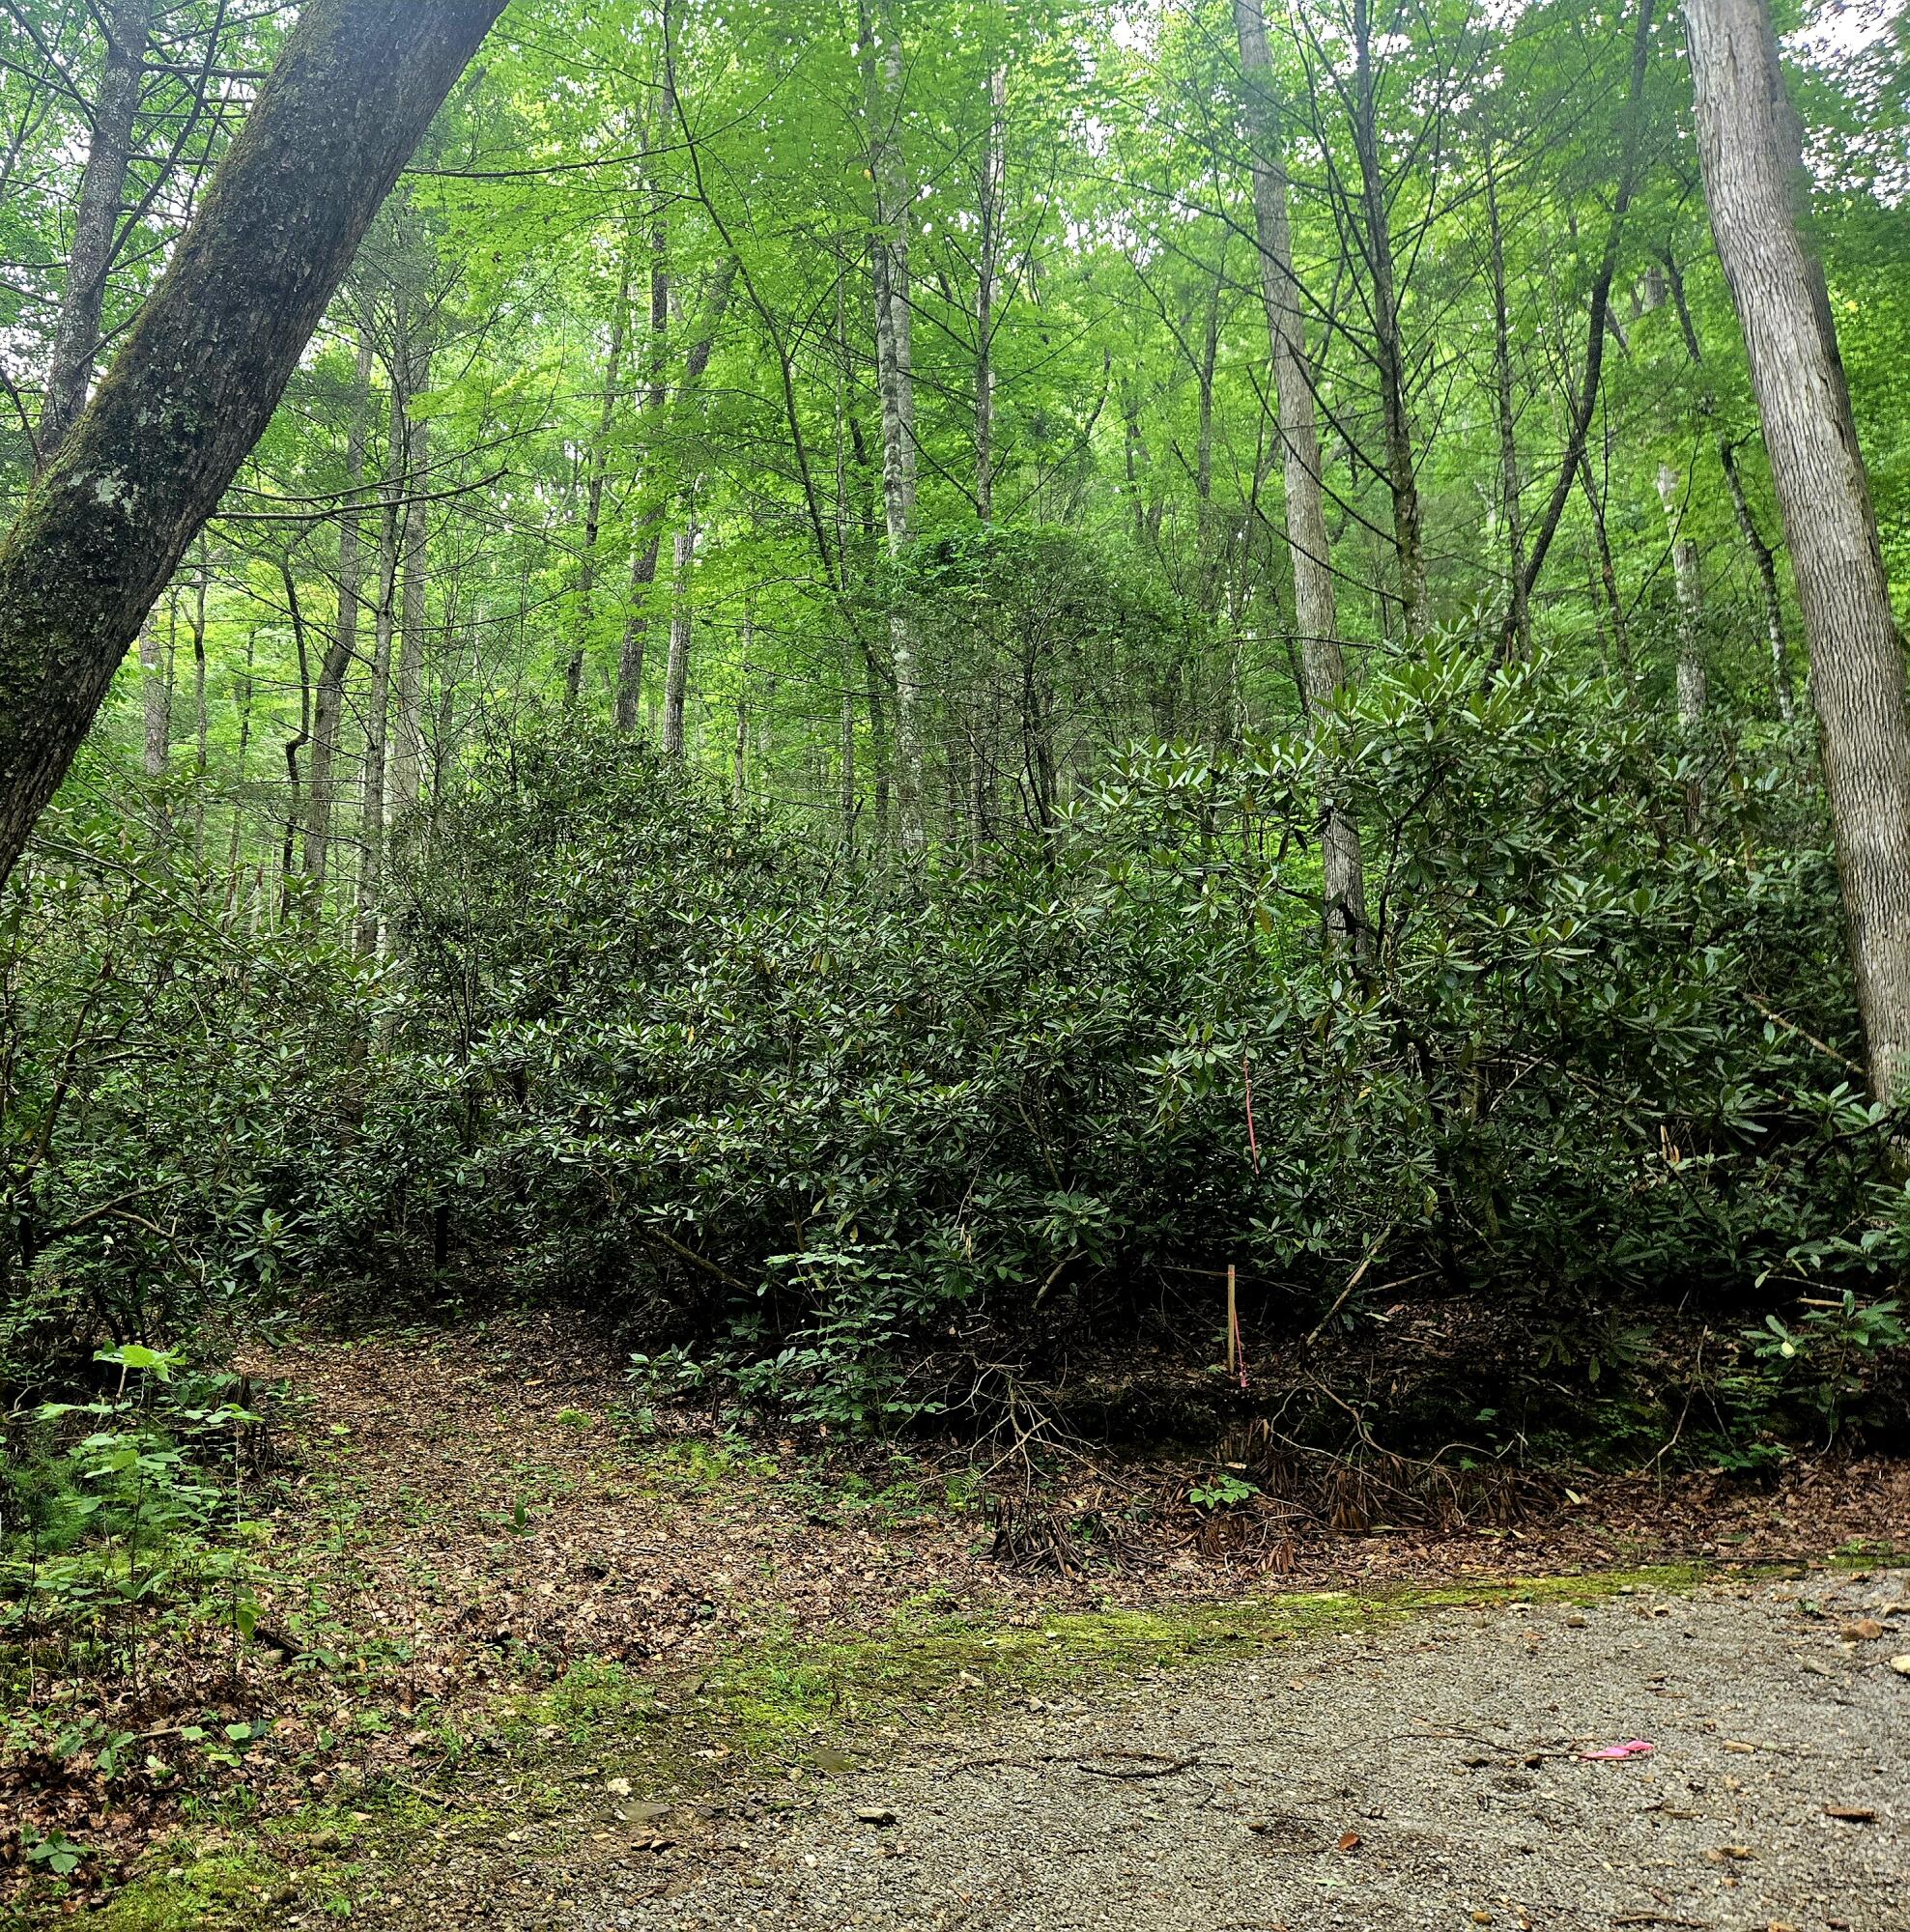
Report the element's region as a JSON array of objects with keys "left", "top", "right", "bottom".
[
  {"left": 66, "top": 1849, "right": 289, "bottom": 1932},
  {"left": 509, "top": 1561, "right": 1719, "bottom": 1804}
]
